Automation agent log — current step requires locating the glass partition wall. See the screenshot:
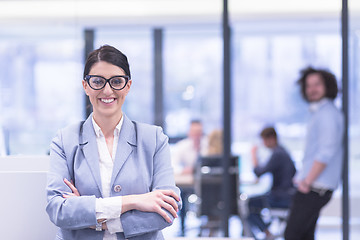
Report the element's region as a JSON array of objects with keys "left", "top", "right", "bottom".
[
  {"left": 0, "top": 26, "right": 84, "bottom": 154},
  {"left": 231, "top": 14, "right": 344, "bottom": 240},
  {"left": 163, "top": 26, "right": 223, "bottom": 137},
  {"left": 95, "top": 29, "right": 154, "bottom": 124}
]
